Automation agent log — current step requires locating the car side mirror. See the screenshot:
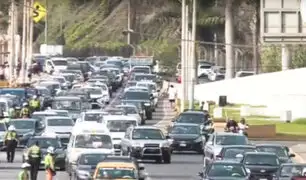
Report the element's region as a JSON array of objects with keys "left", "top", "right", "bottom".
[
  {"left": 198, "top": 172, "right": 204, "bottom": 177},
  {"left": 289, "top": 153, "right": 295, "bottom": 158}
]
